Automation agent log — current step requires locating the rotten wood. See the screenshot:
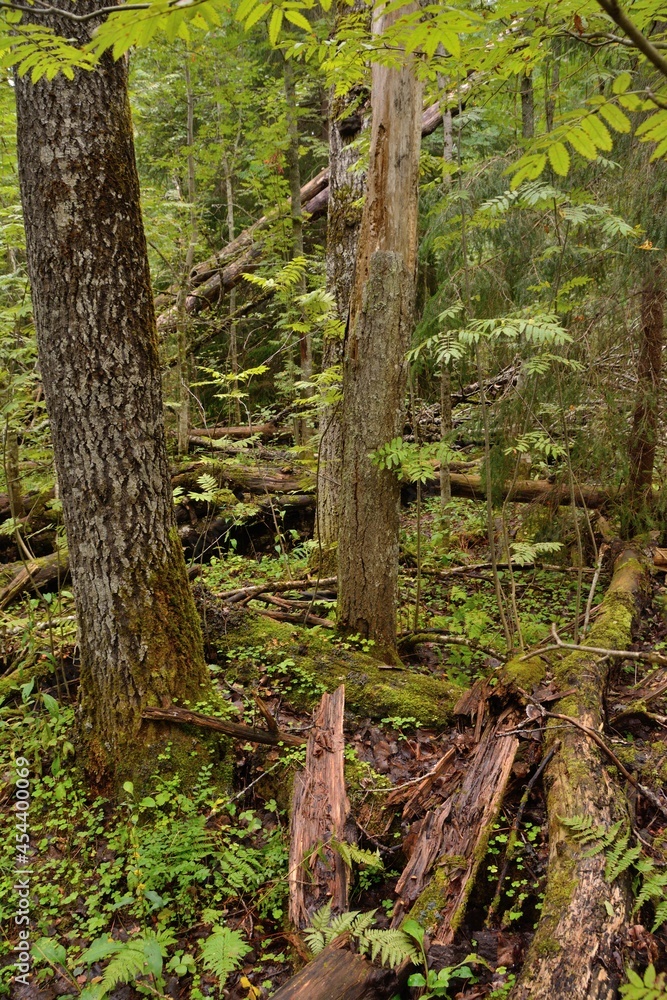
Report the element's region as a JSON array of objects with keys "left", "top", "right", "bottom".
[
  {"left": 384, "top": 747, "right": 456, "bottom": 820},
  {"left": 0, "top": 550, "right": 69, "bottom": 610},
  {"left": 392, "top": 720, "right": 519, "bottom": 940},
  {"left": 288, "top": 685, "right": 351, "bottom": 928},
  {"left": 268, "top": 936, "right": 399, "bottom": 1000},
  {"left": 141, "top": 705, "right": 305, "bottom": 747}
]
